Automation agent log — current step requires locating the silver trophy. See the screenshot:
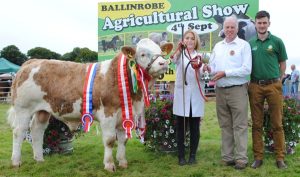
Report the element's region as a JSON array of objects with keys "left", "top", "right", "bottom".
[{"left": 201, "top": 53, "right": 210, "bottom": 81}]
